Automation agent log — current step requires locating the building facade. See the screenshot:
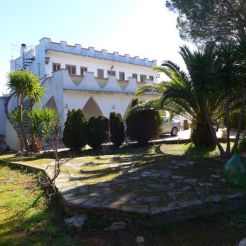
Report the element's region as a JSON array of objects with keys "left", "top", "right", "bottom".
[{"left": 7, "top": 38, "right": 157, "bottom": 150}]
